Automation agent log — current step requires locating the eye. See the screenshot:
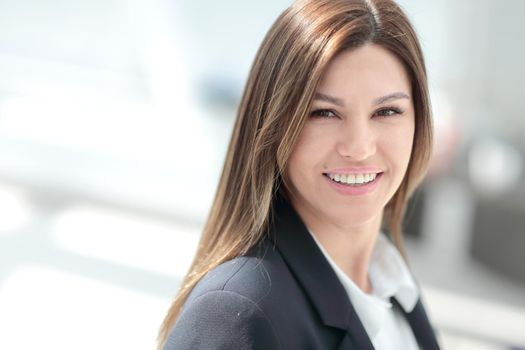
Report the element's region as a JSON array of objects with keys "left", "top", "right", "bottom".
[
  {"left": 309, "top": 109, "right": 337, "bottom": 119},
  {"left": 374, "top": 107, "right": 404, "bottom": 118}
]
